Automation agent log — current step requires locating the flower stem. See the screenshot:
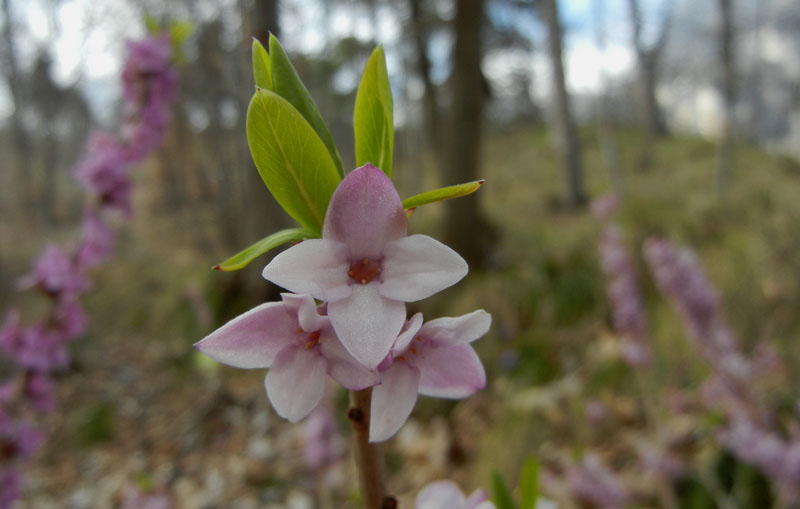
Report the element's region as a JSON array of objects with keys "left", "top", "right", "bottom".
[{"left": 348, "top": 388, "right": 387, "bottom": 508}]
